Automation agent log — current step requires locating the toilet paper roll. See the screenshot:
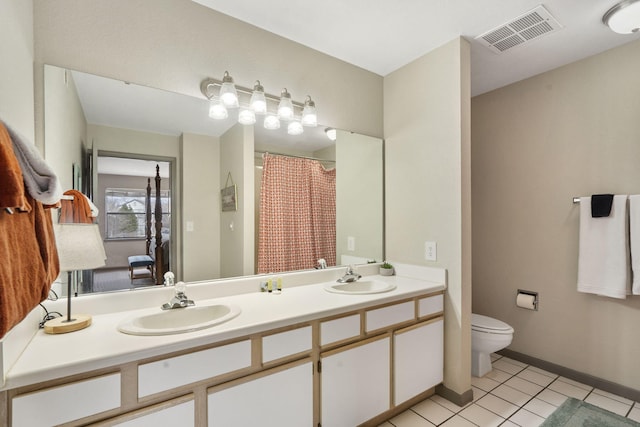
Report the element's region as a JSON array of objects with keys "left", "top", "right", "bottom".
[{"left": 516, "top": 293, "right": 536, "bottom": 310}]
